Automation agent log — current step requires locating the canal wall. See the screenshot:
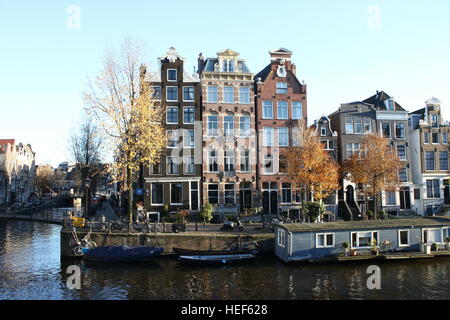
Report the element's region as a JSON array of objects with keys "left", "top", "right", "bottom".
[{"left": 60, "top": 230, "right": 275, "bottom": 258}]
